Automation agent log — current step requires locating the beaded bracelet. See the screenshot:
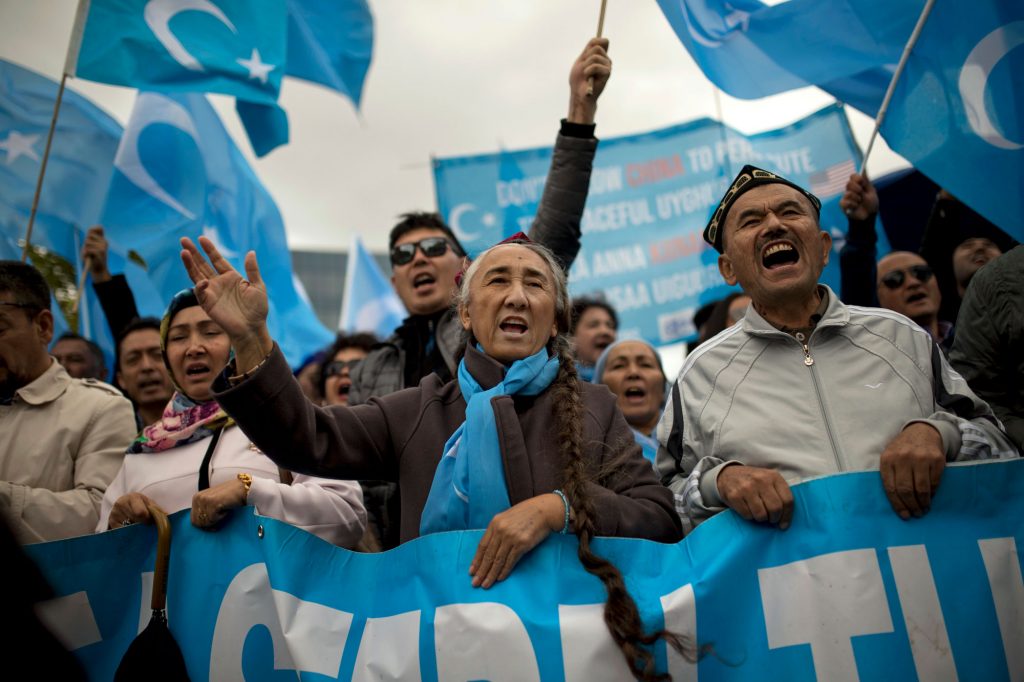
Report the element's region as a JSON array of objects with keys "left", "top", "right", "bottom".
[
  {"left": 553, "top": 489, "right": 570, "bottom": 534},
  {"left": 227, "top": 352, "right": 271, "bottom": 385}
]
